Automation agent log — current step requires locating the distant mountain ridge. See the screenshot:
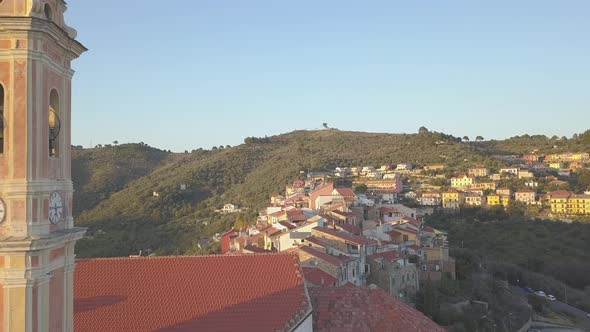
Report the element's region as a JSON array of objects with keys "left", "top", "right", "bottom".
[{"left": 72, "top": 129, "right": 590, "bottom": 257}]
